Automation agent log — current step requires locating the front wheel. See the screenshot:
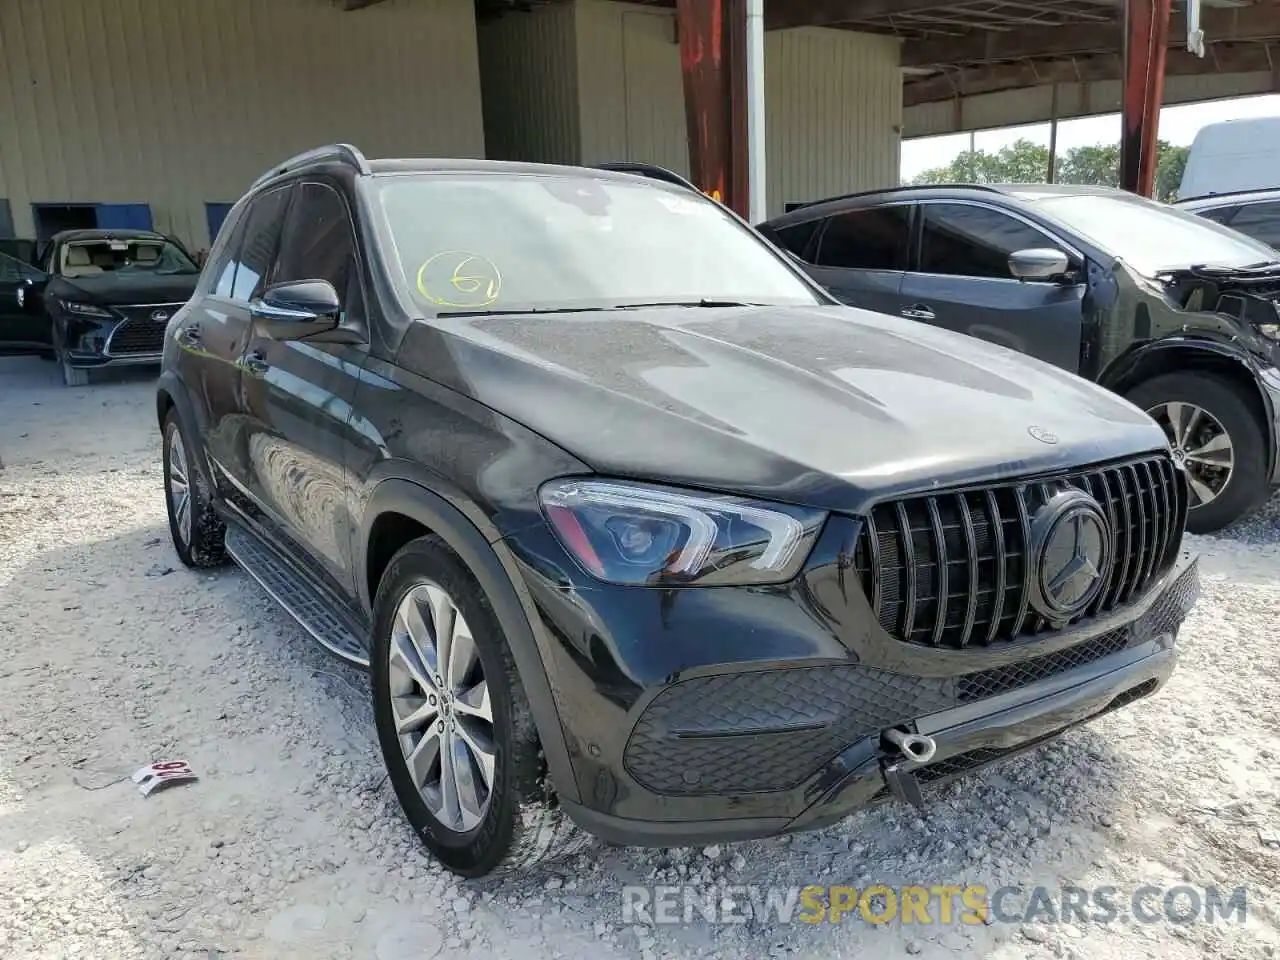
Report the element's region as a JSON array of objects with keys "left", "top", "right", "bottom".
[
  {"left": 60, "top": 355, "right": 89, "bottom": 387},
  {"left": 1127, "top": 372, "right": 1270, "bottom": 534},
  {"left": 370, "top": 535, "right": 582, "bottom": 877}
]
